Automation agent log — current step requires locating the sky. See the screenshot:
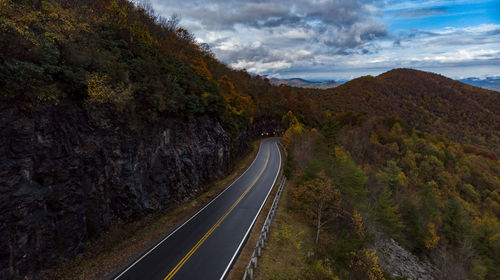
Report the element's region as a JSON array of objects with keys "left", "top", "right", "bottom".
[{"left": 143, "top": 0, "right": 500, "bottom": 81}]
